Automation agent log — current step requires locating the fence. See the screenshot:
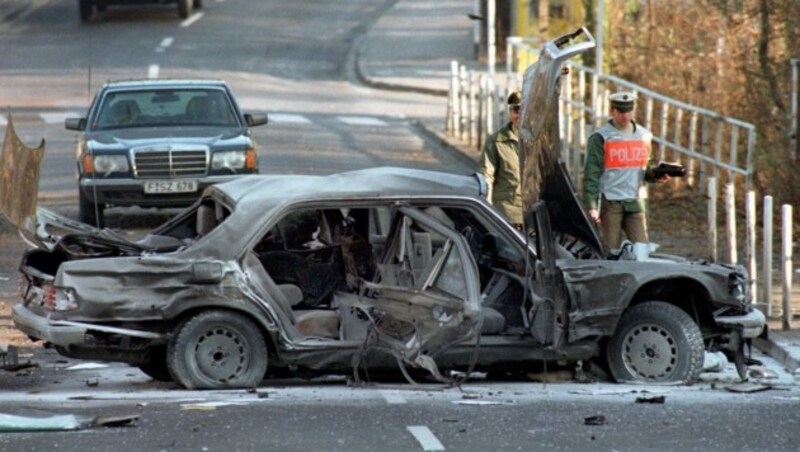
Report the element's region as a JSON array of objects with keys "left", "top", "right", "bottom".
[{"left": 445, "top": 36, "right": 797, "bottom": 327}]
